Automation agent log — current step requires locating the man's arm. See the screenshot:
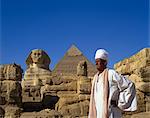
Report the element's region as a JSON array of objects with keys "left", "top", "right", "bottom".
[{"left": 112, "top": 71, "right": 137, "bottom": 111}]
